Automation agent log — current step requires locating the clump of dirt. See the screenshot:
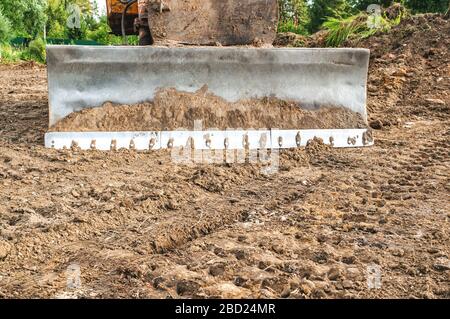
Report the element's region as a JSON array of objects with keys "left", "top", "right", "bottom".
[
  {"left": 305, "top": 137, "right": 331, "bottom": 155},
  {"left": 273, "top": 32, "right": 309, "bottom": 47},
  {"left": 49, "top": 87, "right": 366, "bottom": 132}
]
